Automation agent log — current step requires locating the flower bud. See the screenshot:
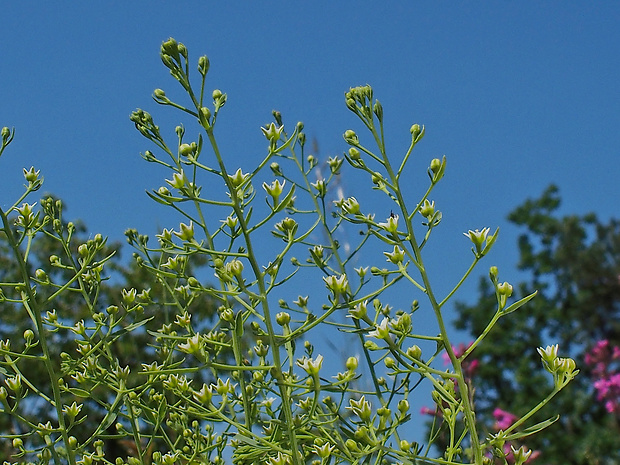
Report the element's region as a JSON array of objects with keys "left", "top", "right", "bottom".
[
  {"left": 199, "top": 107, "right": 211, "bottom": 127},
  {"left": 398, "top": 399, "right": 410, "bottom": 413},
  {"left": 198, "top": 55, "right": 210, "bottom": 75},
  {"left": 348, "top": 147, "right": 361, "bottom": 160},
  {"left": 373, "top": 100, "right": 383, "bottom": 121},
  {"left": 1, "top": 126, "right": 11, "bottom": 143},
  {"left": 177, "top": 42, "right": 188, "bottom": 59},
  {"left": 179, "top": 143, "right": 193, "bottom": 156},
  {"left": 77, "top": 244, "right": 89, "bottom": 257},
  {"left": 407, "top": 345, "right": 422, "bottom": 359},
  {"left": 161, "top": 38, "right": 180, "bottom": 62},
  {"left": 35, "top": 268, "right": 48, "bottom": 282},
  {"left": 276, "top": 312, "right": 291, "bottom": 326},
  {"left": 270, "top": 162, "right": 283, "bottom": 176},
  {"left": 410, "top": 123, "right": 424, "bottom": 143},
  {"left": 153, "top": 88, "right": 169, "bottom": 103},
  {"left": 343, "top": 129, "right": 359, "bottom": 145},
  {"left": 345, "top": 356, "right": 358, "bottom": 371},
  {"left": 23, "top": 329, "right": 34, "bottom": 345}
]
